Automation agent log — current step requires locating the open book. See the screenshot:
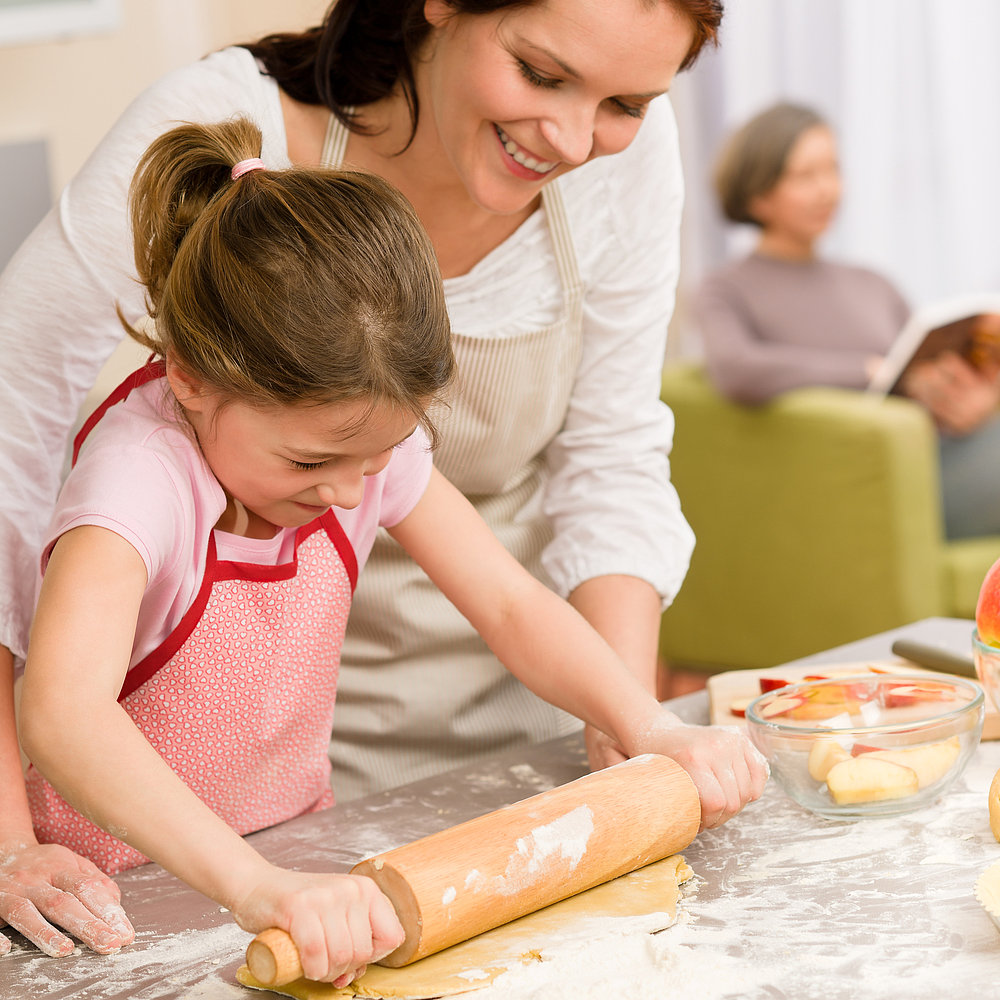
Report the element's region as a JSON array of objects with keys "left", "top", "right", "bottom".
[{"left": 867, "top": 292, "right": 1000, "bottom": 395}]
